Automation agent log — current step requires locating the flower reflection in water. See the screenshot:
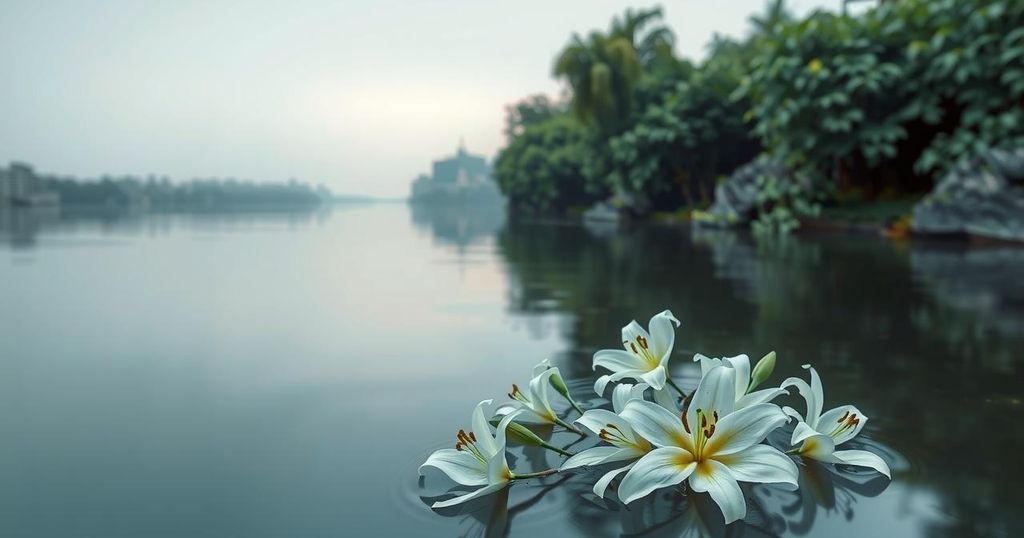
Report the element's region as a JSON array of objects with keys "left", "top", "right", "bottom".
[
  {"left": 419, "top": 472, "right": 571, "bottom": 538},
  {"left": 755, "top": 458, "right": 893, "bottom": 536}
]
